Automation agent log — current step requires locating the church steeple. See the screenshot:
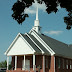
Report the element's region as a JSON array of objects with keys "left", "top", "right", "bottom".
[
  {"left": 32, "top": 6, "right": 41, "bottom": 34},
  {"left": 36, "top": 6, "right": 38, "bottom": 20},
  {"left": 34, "top": 6, "right": 39, "bottom": 27}
]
